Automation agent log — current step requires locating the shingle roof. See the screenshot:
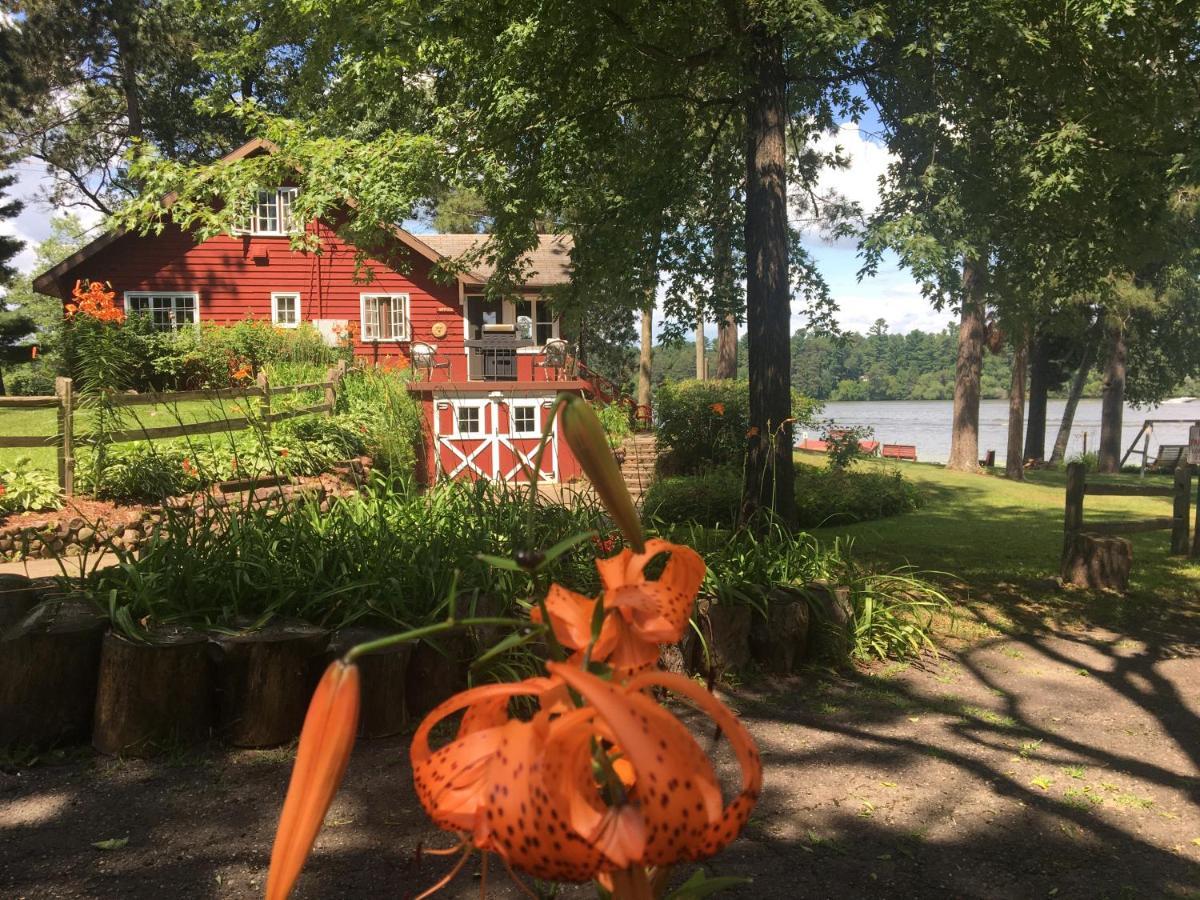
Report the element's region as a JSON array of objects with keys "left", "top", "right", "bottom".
[{"left": 421, "top": 233, "right": 574, "bottom": 287}]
